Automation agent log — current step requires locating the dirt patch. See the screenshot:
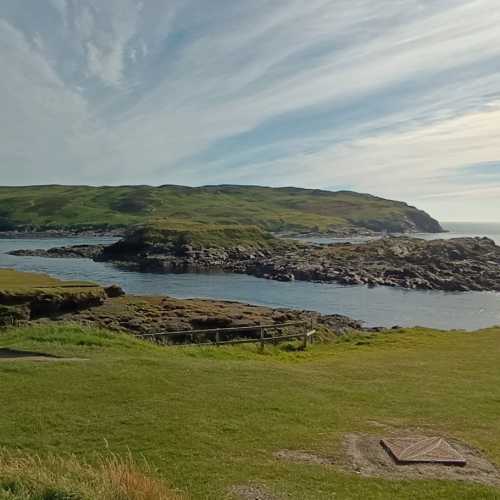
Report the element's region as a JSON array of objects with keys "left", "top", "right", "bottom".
[
  {"left": 229, "top": 484, "right": 280, "bottom": 500},
  {"left": 274, "top": 449, "right": 334, "bottom": 466},
  {"left": 0, "top": 348, "right": 86, "bottom": 363},
  {"left": 343, "top": 433, "right": 500, "bottom": 487}
]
